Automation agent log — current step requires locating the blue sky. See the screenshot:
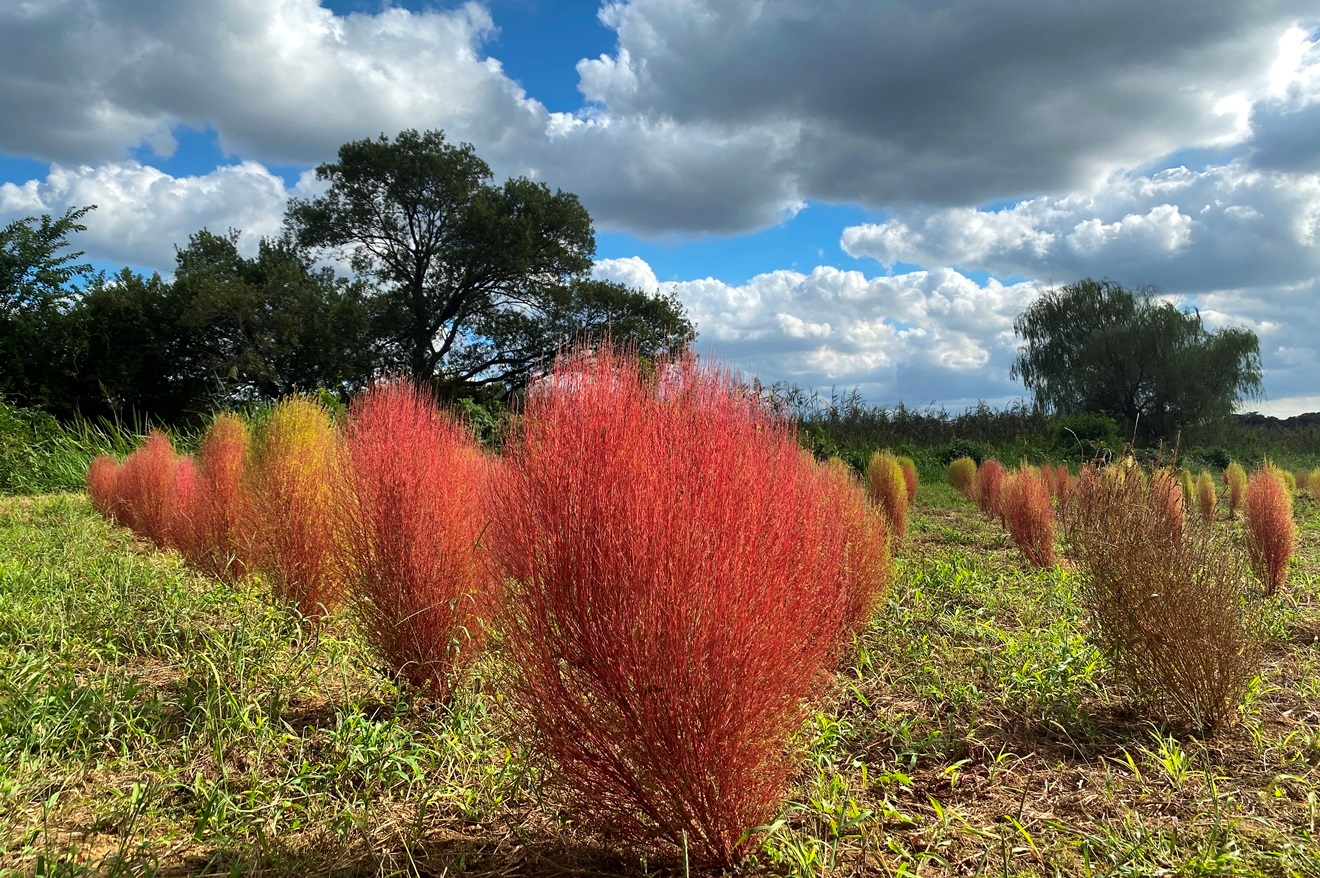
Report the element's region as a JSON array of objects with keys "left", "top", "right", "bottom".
[{"left": 2, "top": 1, "right": 1319, "bottom": 414}]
